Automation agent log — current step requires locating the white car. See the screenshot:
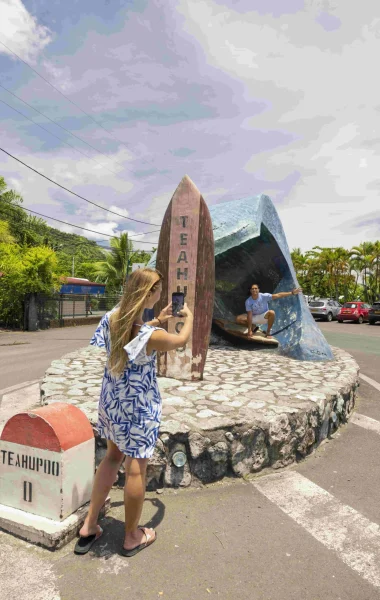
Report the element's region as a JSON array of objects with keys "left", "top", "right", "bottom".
[{"left": 308, "top": 299, "right": 342, "bottom": 322}]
